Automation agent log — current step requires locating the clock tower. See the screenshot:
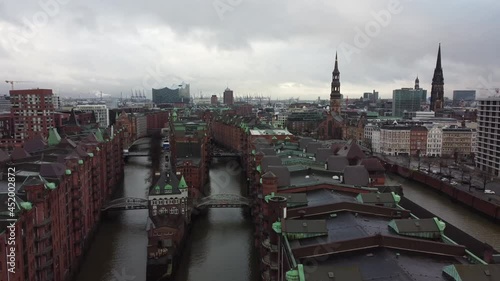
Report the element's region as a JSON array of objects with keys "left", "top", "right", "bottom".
[{"left": 330, "top": 52, "right": 342, "bottom": 115}]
